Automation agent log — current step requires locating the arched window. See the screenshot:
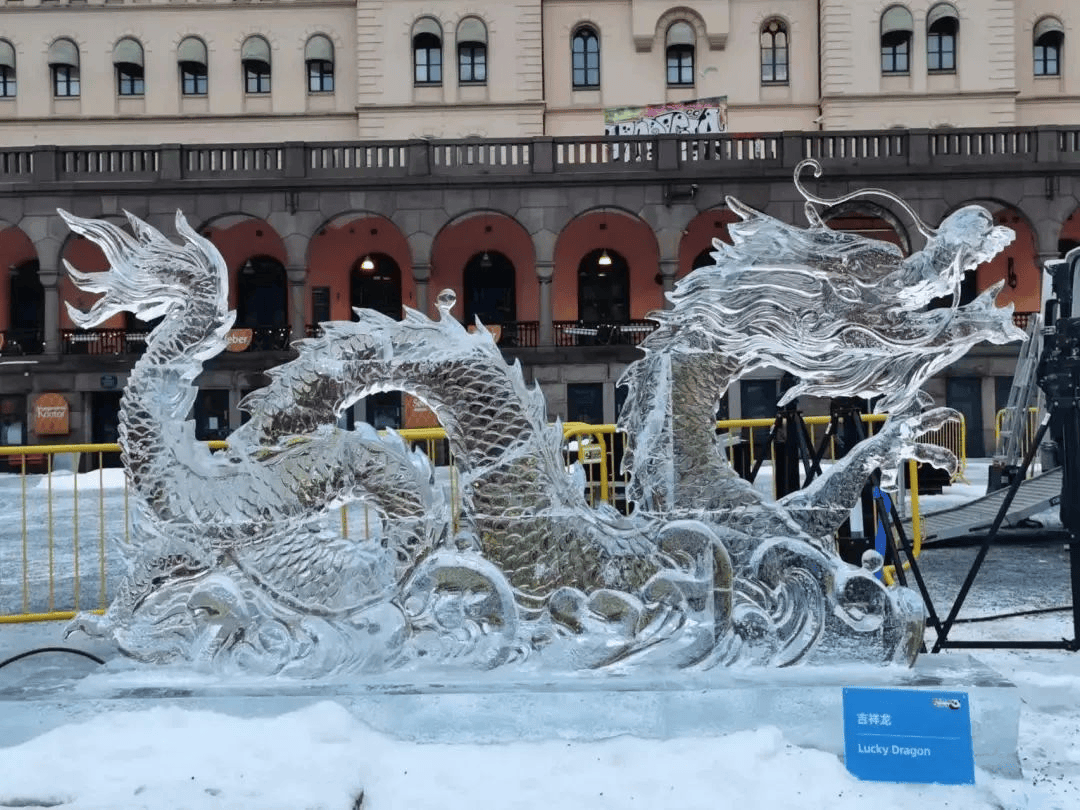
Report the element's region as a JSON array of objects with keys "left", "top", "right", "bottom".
[
  {"left": 880, "top": 6, "right": 913, "bottom": 74},
  {"left": 1034, "top": 17, "right": 1064, "bottom": 76},
  {"left": 305, "top": 34, "right": 334, "bottom": 93},
  {"left": 0, "top": 39, "right": 15, "bottom": 98},
  {"left": 241, "top": 35, "right": 271, "bottom": 94},
  {"left": 927, "top": 3, "right": 958, "bottom": 72},
  {"left": 666, "top": 22, "right": 695, "bottom": 86},
  {"left": 351, "top": 253, "right": 402, "bottom": 320},
  {"left": 463, "top": 251, "right": 516, "bottom": 327},
  {"left": 413, "top": 18, "right": 442, "bottom": 85},
  {"left": 177, "top": 36, "right": 207, "bottom": 96},
  {"left": 760, "top": 18, "right": 788, "bottom": 84},
  {"left": 572, "top": 26, "right": 600, "bottom": 88},
  {"left": 48, "top": 38, "right": 80, "bottom": 97},
  {"left": 457, "top": 17, "right": 487, "bottom": 84},
  {"left": 113, "top": 37, "right": 144, "bottom": 96}
]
